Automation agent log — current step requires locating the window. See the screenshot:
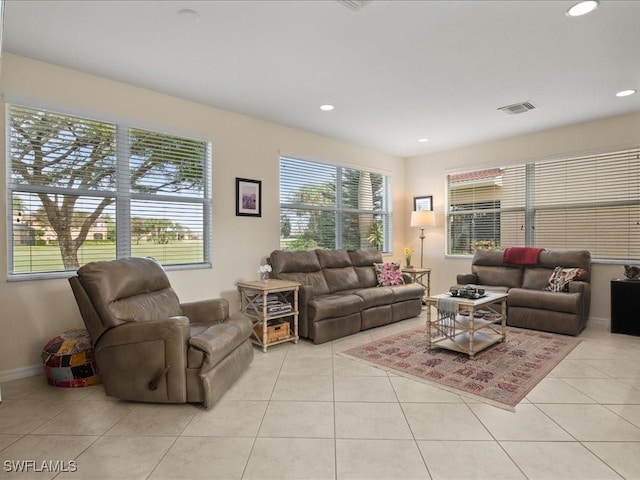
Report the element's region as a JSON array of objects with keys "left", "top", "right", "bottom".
[
  {"left": 8, "top": 105, "right": 211, "bottom": 277},
  {"left": 446, "top": 148, "right": 640, "bottom": 261},
  {"left": 279, "top": 157, "right": 392, "bottom": 251},
  {"left": 448, "top": 167, "right": 526, "bottom": 254}
]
